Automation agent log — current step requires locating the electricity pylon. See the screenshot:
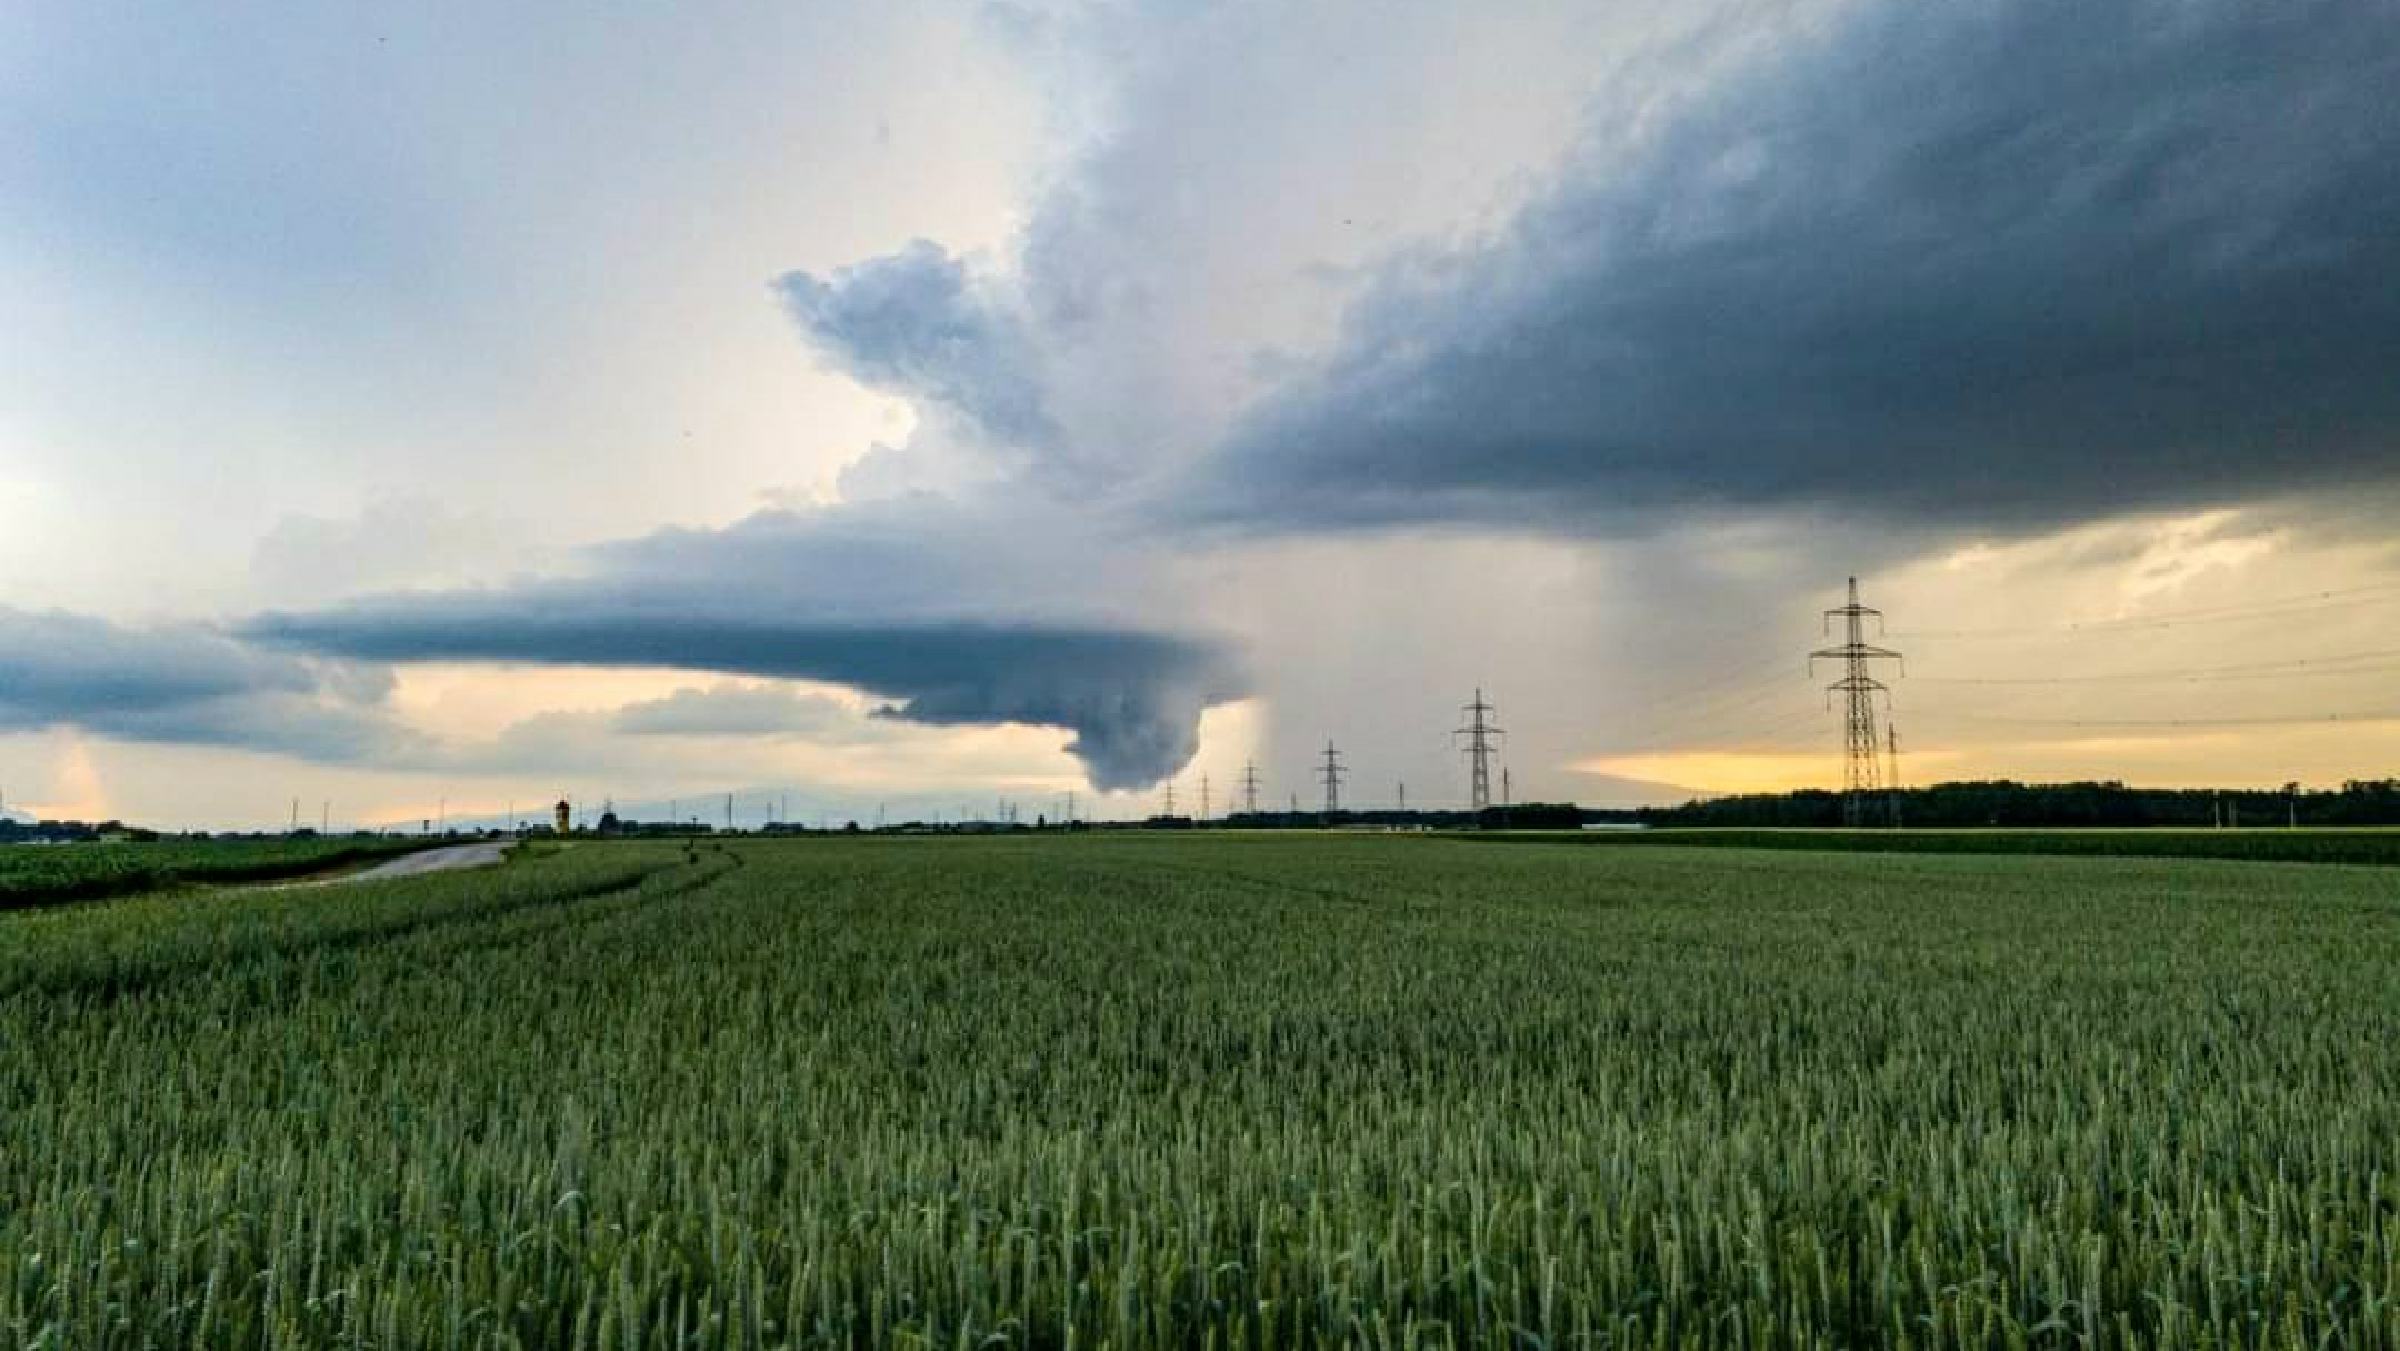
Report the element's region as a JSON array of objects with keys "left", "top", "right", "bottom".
[
  {"left": 1318, "top": 741, "right": 1346, "bottom": 816},
  {"left": 1241, "top": 759, "right": 1261, "bottom": 815},
  {"left": 1455, "top": 688, "right": 1504, "bottom": 811},
  {"left": 1200, "top": 774, "right": 1211, "bottom": 822},
  {"left": 1162, "top": 781, "right": 1177, "bottom": 818},
  {"left": 1809, "top": 577, "right": 1904, "bottom": 827}
]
